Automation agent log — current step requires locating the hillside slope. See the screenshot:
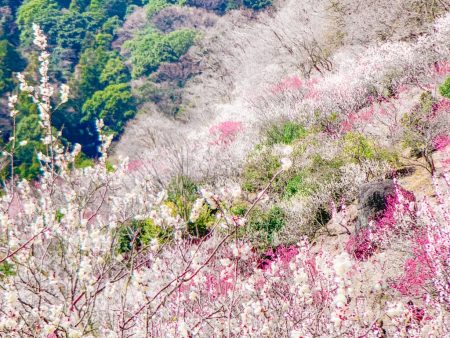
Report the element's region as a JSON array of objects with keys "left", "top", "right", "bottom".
[{"left": 113, "top": 0, "right": 449, "bottom": 185}]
